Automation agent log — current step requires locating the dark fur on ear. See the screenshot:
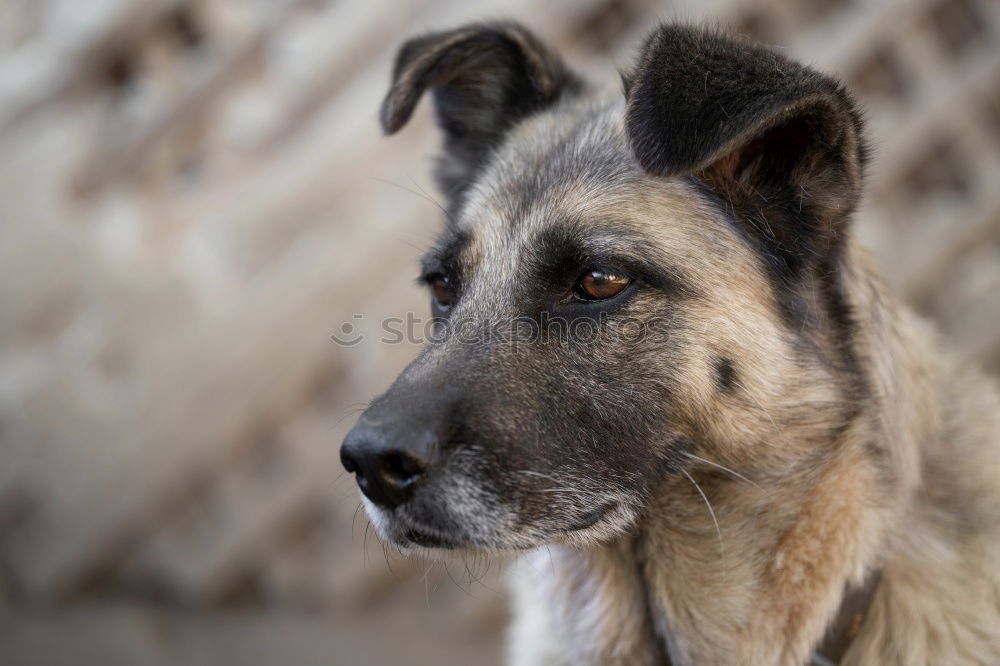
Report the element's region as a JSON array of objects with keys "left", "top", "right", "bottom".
[
  {"left": 380, "top": 22, "right": 581, "bottom": 204},
  {"left": 624, "top": 25, "right": 867, "bottom": 282}
]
